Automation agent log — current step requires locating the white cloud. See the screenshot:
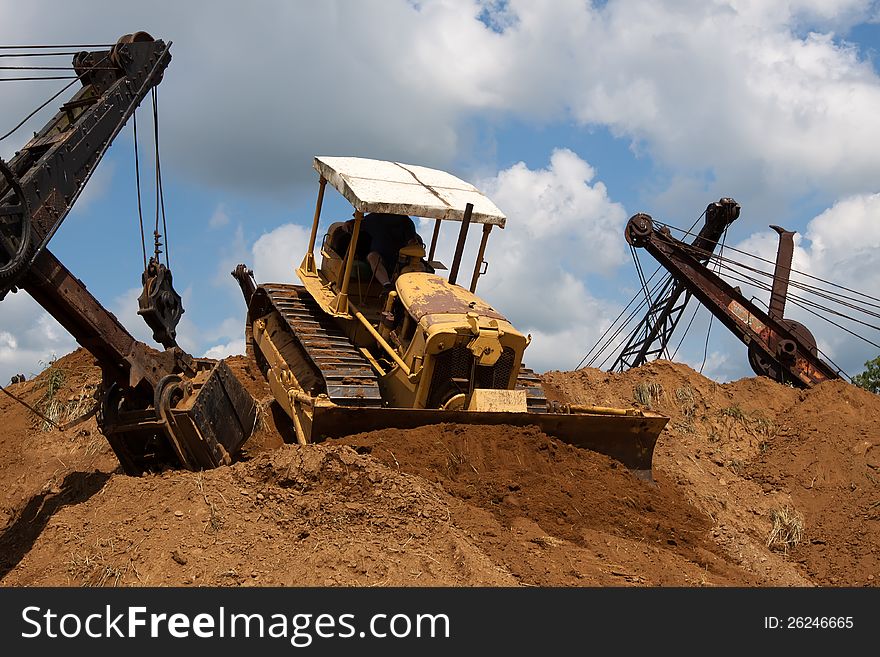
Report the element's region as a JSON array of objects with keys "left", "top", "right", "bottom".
[
  {"left": 463, "top": 0, "right": 880, "bottom": 215},
  {"left": 0, "top": 292, "right": 76, "bottom": 383},
  {"left": 203, "top": 338, "right": 245, "bottom": 360},
  {"left": 3, "top": 0, "right": 880, "bottom": 385},
  {"left": 467, "top": 149, "right": 628, "bottom": 371},
  {"left": 2, "top": 0, "right": 879, "bottom": 214},
  {"left": 250, "top": 223, "right": 312, "bottom": 283},
  {"left": 209, "top": 204, "right": 230, "bottom": 229}
]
